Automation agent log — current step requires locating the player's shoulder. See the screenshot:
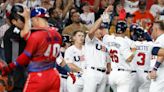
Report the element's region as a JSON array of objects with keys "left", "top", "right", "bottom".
[
  {"left": 155, "top": 34, "right": 164, "bottom": 43},
  {"left": 103, "top": 34, "right": 115, "bottom": 41},
  {"left": 65, "top": 45, "right": 75, "bottom": 52}
]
